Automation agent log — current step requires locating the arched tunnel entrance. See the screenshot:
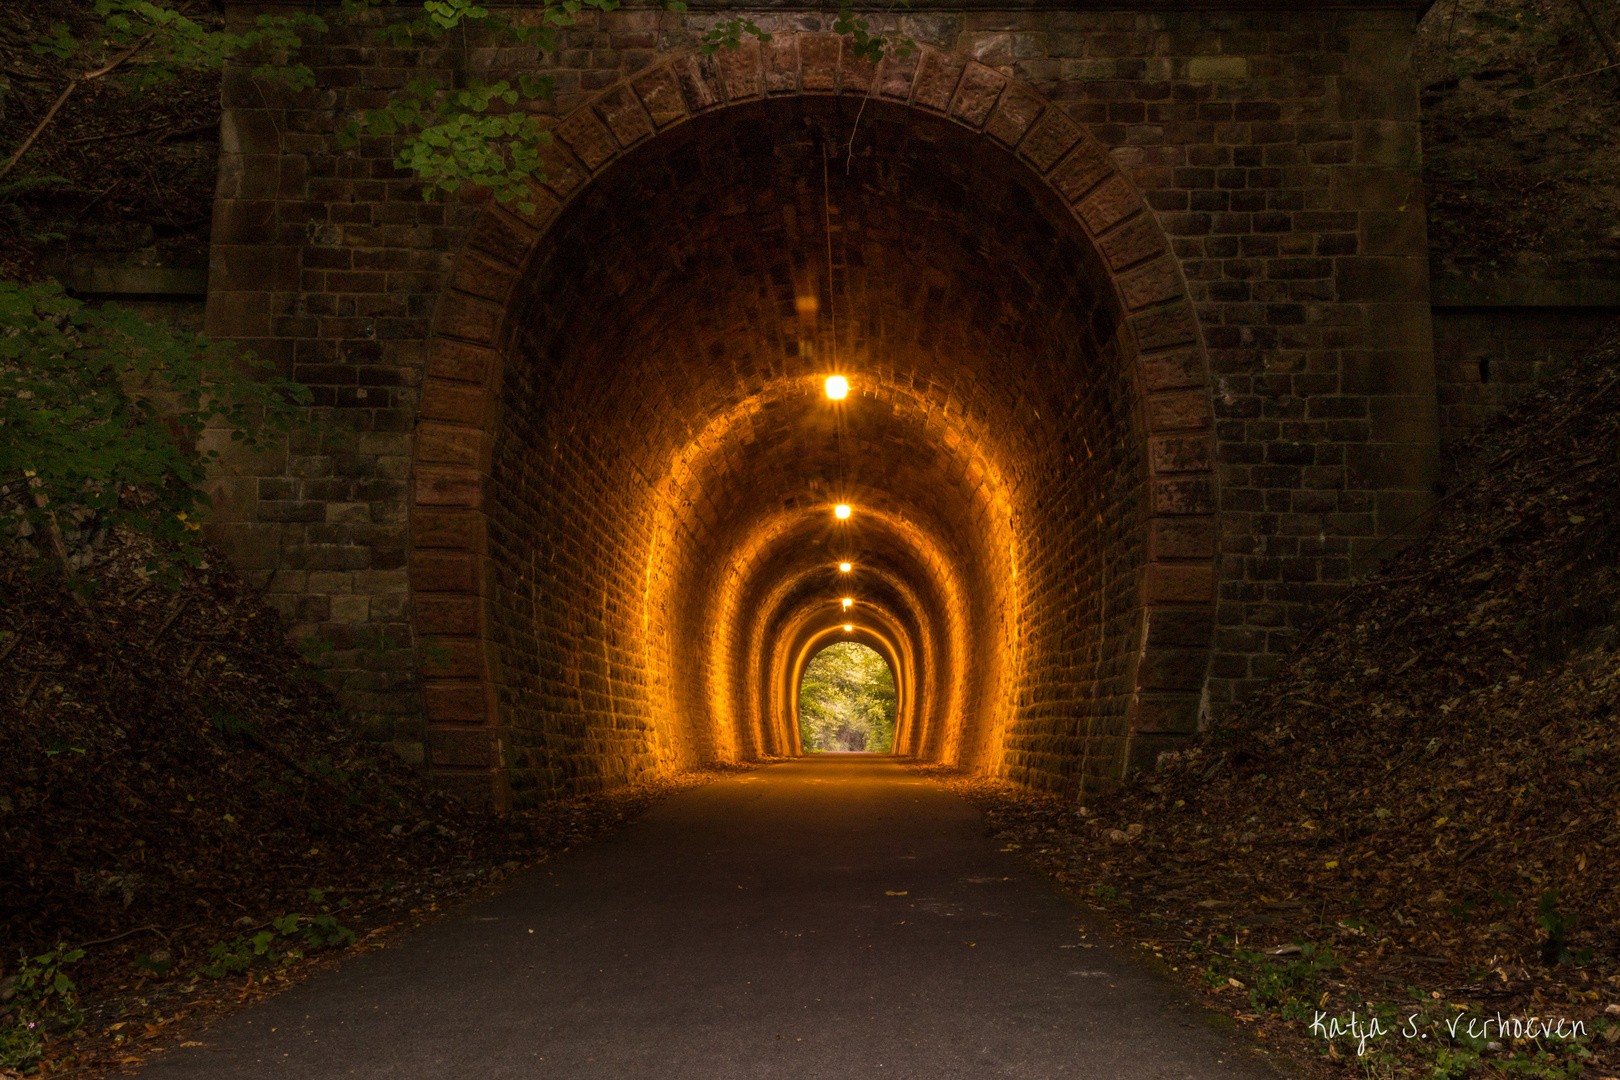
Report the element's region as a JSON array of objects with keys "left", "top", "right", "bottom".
[{"left": 410, "top": 65, "right": 1218, "bottom": 806}]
